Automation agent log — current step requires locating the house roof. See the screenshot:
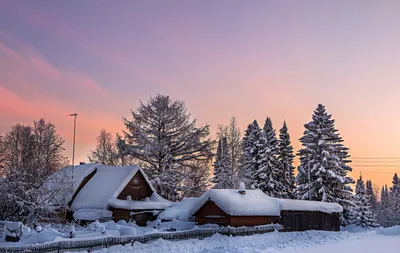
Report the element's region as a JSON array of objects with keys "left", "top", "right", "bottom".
[
  {"left": 159, "top": 197, "right": 200, "bottom": 221},
  {"left": 71, "top": 165, "right": 154, "bottom": 211},
  {"left": 278, "top": 198, "right": 343, "bottom": 213},
  {"left": 189, "top": 189, "right": 283, "bottom": 217},
  {"left": 41, "top": 163, "right": 101, "bottom": 206},
  {"left": 107, "top": 192, "right": 172, "bottom": 211},
  {"left": 187, "top": 188, "right": 343, "bottom": 218}
]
